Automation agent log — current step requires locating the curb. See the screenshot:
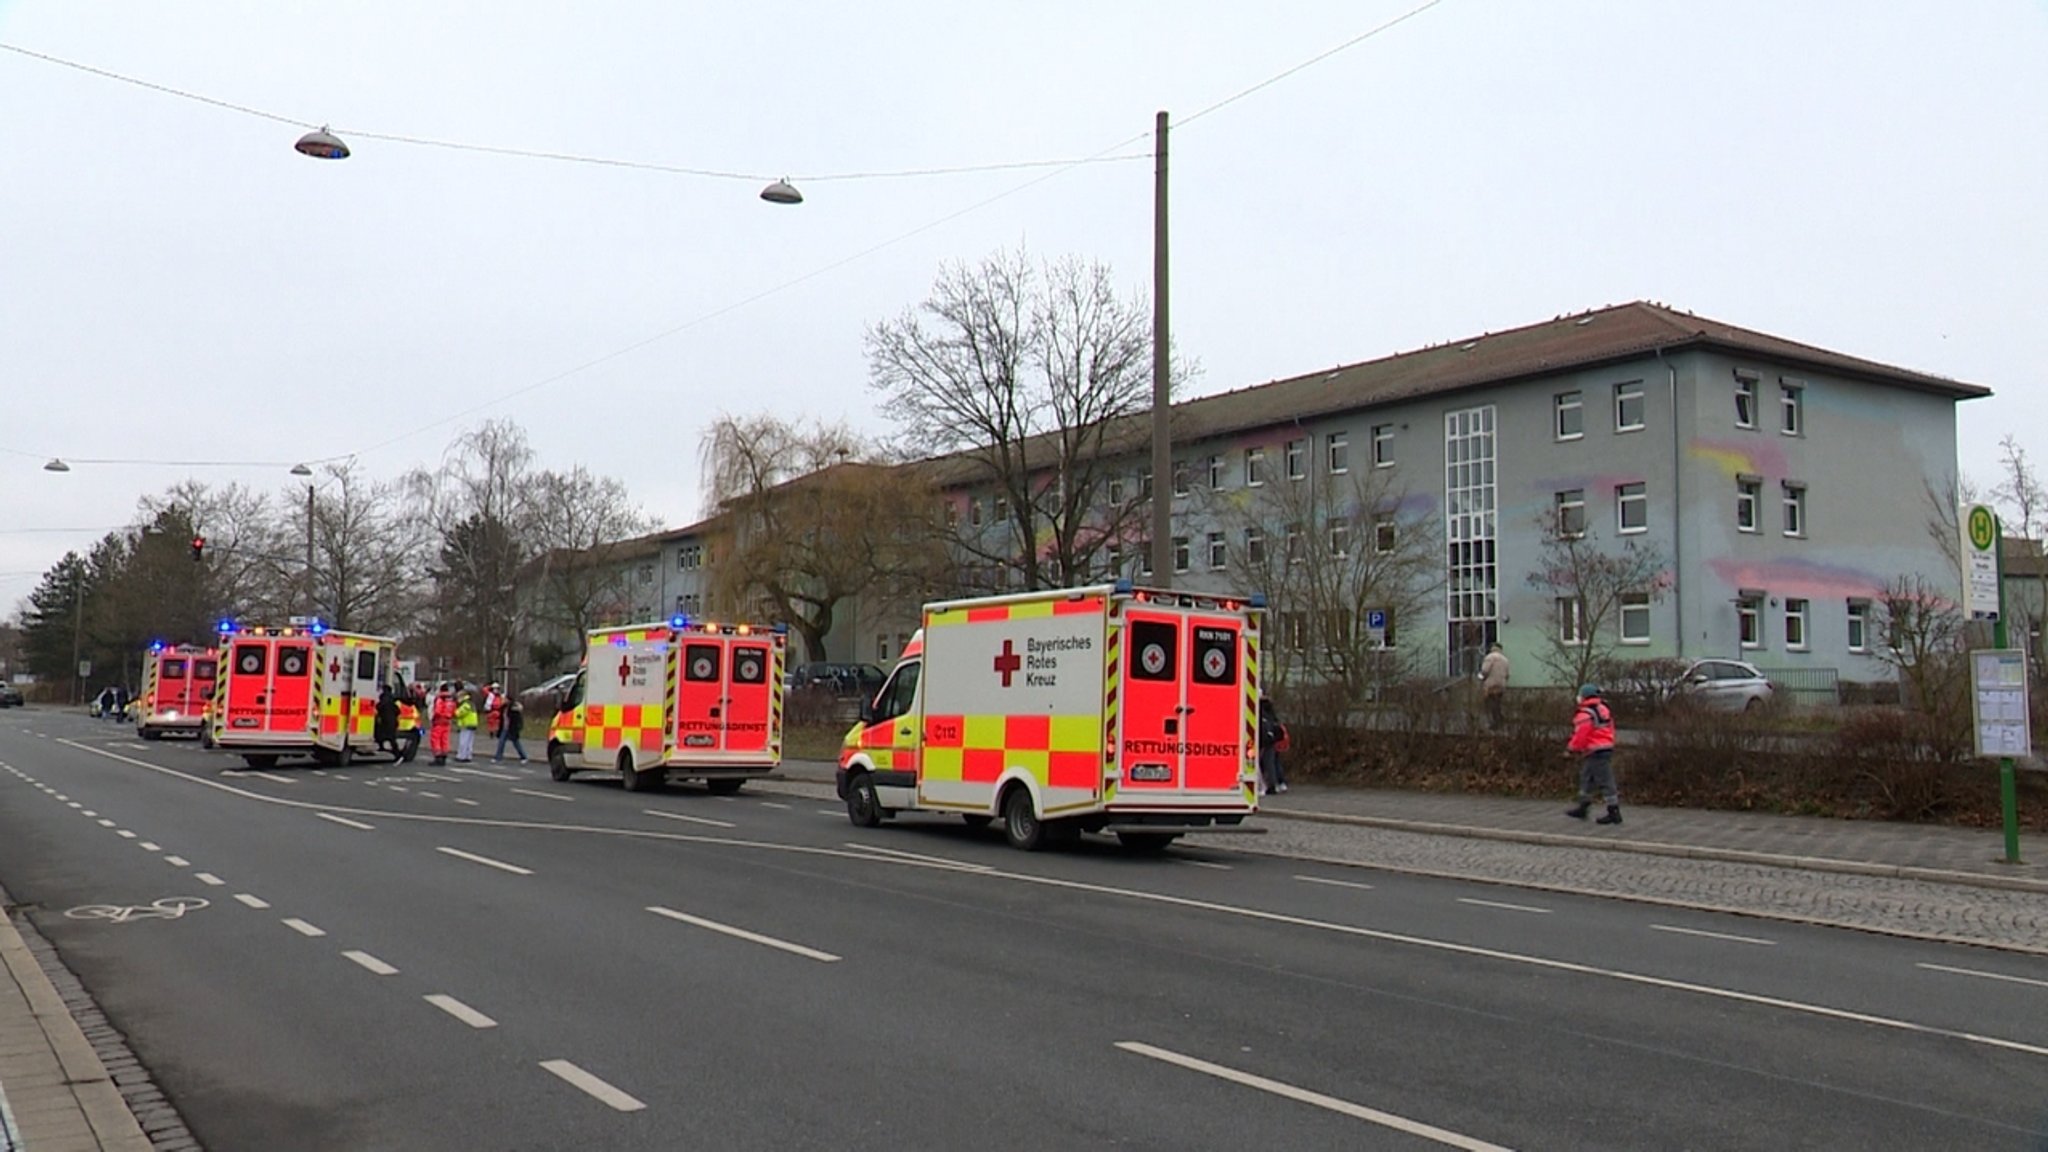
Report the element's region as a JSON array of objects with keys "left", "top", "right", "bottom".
[
  {"left": 0, "top": 904, "right": 152, "bottom": 1151},
  {"left": 1257, "top": 808, "right": 2048, "bottom": 896}
]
